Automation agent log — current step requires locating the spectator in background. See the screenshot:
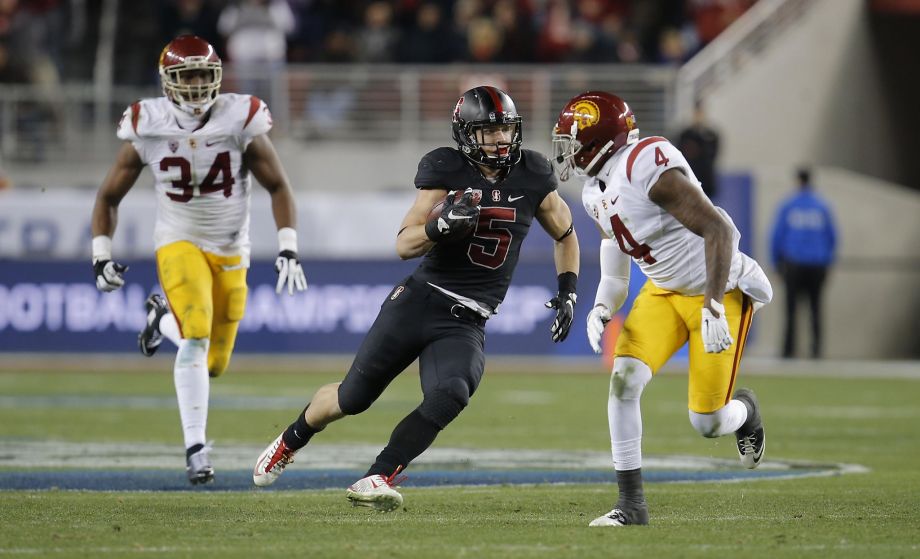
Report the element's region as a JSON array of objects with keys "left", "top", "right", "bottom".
[
  {"left": 676, "top": 99, "right": 720, "bottom": 198},
  {"left": 356, "top": 1, "right": 399, "bottom": 63},
  {"left": 160, "top": 0, "right": 221, "bottom": 49},
  {"left": 770, "top": 168, "right": 837, "bottom": 359},
  {"left": 218, "top": 0, "right": 295, "bottom": 100},
  {"left": 398, "top": 2, "right": 459, "bottom": 63}
]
